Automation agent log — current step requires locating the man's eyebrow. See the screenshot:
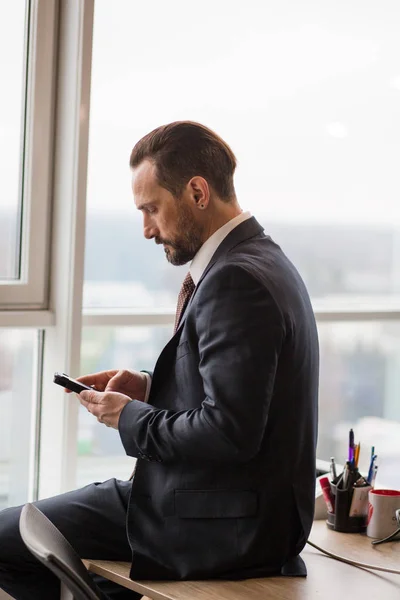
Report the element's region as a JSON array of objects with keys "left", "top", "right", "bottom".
[{"left": 136, "top": 201, "right": 155, "bottom": 211}]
